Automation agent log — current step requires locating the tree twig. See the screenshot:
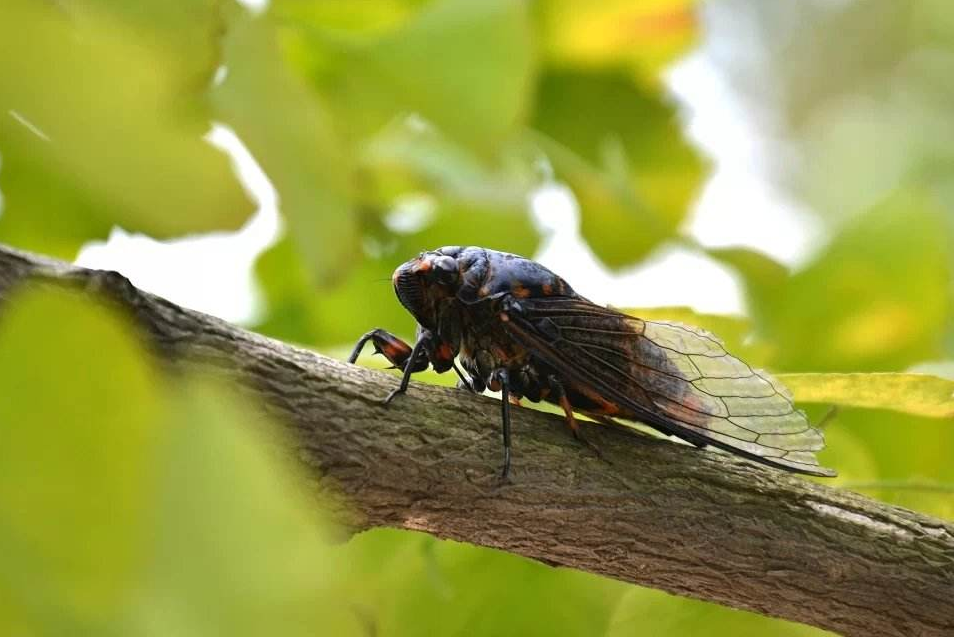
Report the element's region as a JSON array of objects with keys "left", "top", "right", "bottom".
[{"left": 0, "top": 242, "right": 951, "bottom": 636}]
